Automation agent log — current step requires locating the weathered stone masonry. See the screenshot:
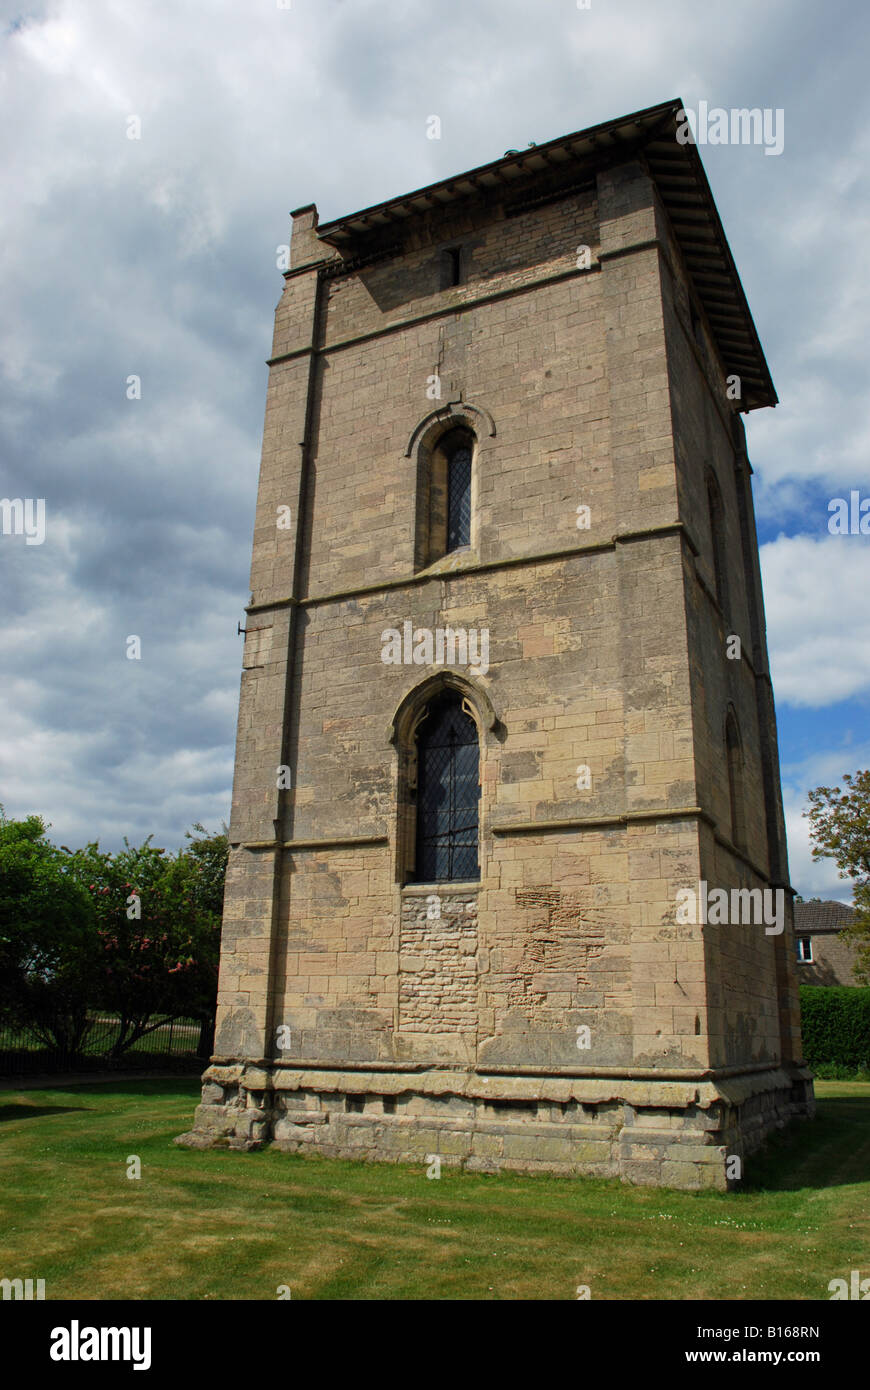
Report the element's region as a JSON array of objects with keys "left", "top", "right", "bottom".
[{"left": 178, "top": 100, "right": 814, "bottom": 1188}]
